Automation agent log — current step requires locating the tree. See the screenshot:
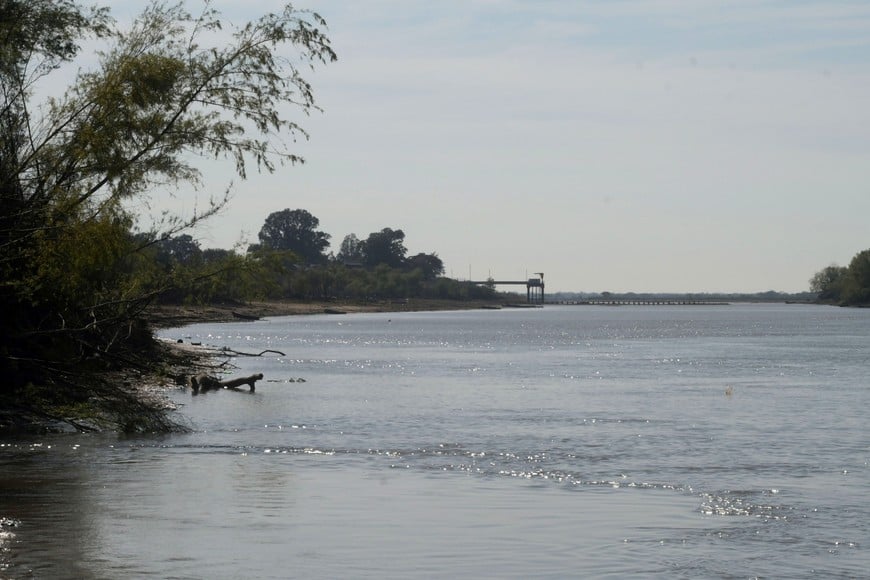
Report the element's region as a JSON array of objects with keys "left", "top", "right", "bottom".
[
  {"left": 362, "top": 228, "right": 407, "bottom": 268},
  {"left": 809, "top": 250, "right": 870, "bottom": 306},
  {"left": 156, "top": 234, "right": 202, "bottom": 267},
  {"left": 406, "top": 252, "right": 444, "bottom": 280},
  {"left": 257, "top": 208, "right": 331, "bottom": 264},
  {"left": 336, "top": 233, "right": 364, "bottom": 263},
  {"left": 0, "top": 1, "right": 335, "bottom": 431},
  {"left": 809, "top": 264, "right": 847, "bottom": 302},
  {"left": 841, "top": 249, "right": 870, "bottom": 306},
  {"left": 201, "top": 248, "right": 234, "bottom": 264}
]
